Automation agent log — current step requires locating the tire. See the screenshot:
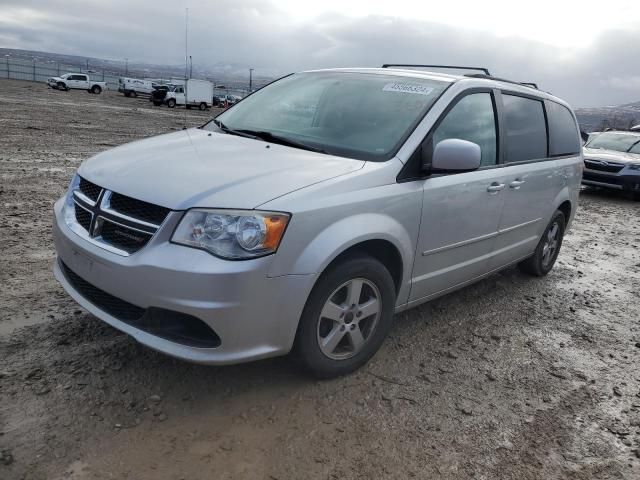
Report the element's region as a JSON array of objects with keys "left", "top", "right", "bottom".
[
  {"left": 167, "top": 99, "right": 176, "bottom": 108},
  {"left": 57, "top": 82, "right": 67, "bottom": 91},
  {"left": 130, "top": 90, "right": 137, "bottom": 98},
  {"left": 518, "top": 210, "right": 566, "bottom": 277},
  {"left": 625, "top": 190, "right": 640, "bottom": 201},
  {"left": 153, "top": 101, "right": 162, "bottom": 106},
  {"left": 294, "top": 254, "right": 396, "bottom": 378},
  {"left": 199, "top": 102, "right": 207, "bottom": 111},
  {"left": 91, "top": 85, "right": 102, "bottom": 94},
  {"left": 124, "top": 91, "right": 131, "bottom": 97},
  {"left": 185, "top": 105, "right": 192, "bottom": 110}
]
